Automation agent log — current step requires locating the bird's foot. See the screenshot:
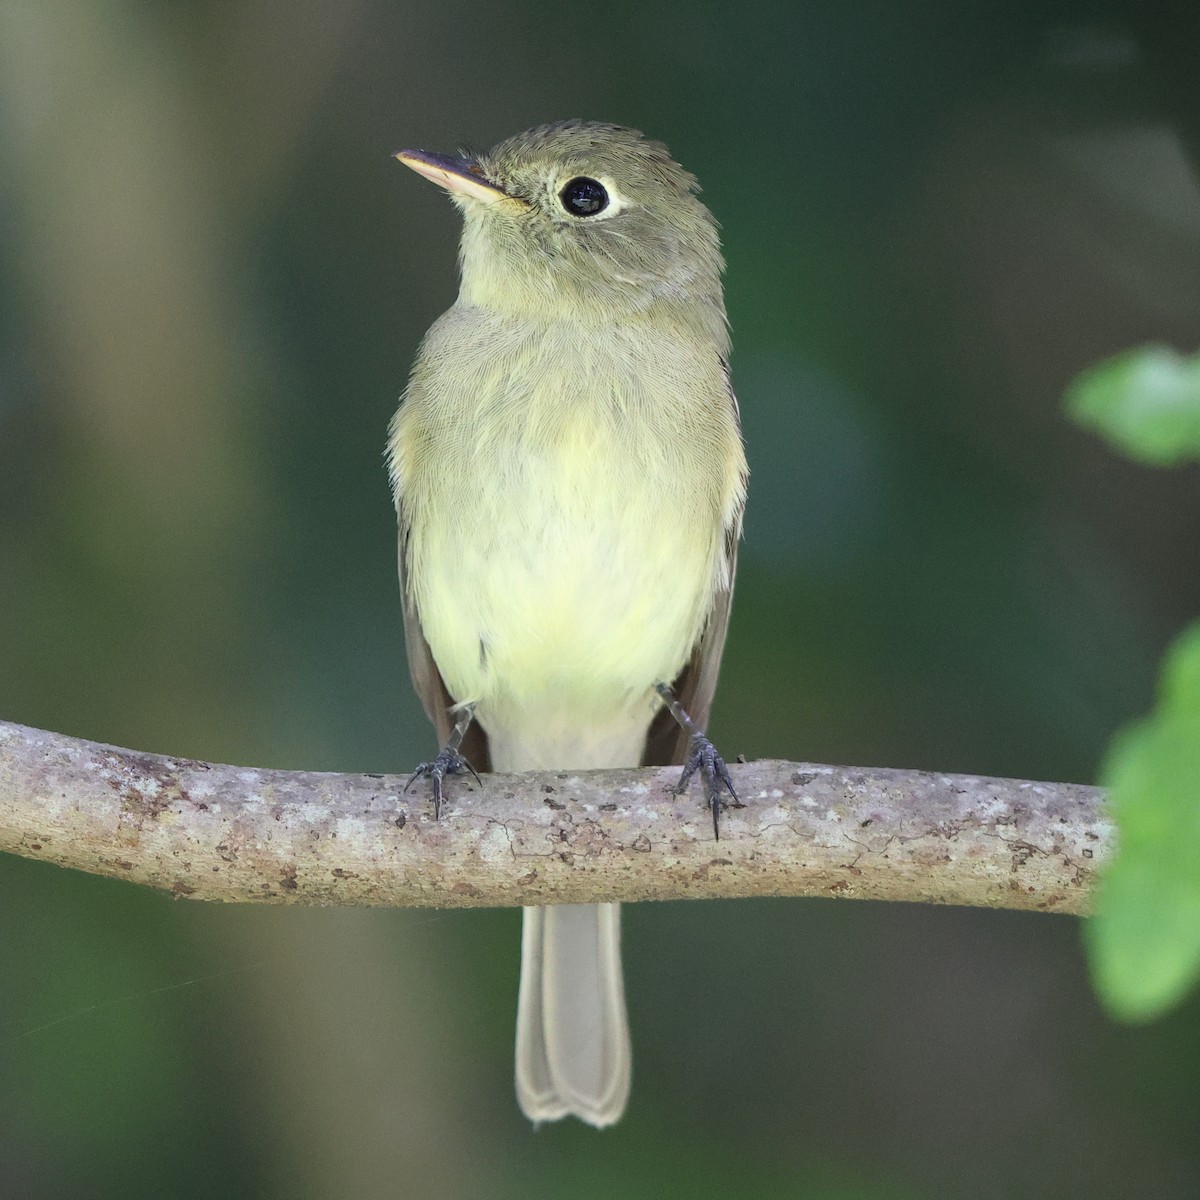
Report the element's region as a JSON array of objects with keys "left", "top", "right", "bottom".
[
  {"left": 671, "top": 733, "right": 742, "bottom": 839},
  {"left": 405, "top": 745, "right": 481, "bottom": 819}
]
